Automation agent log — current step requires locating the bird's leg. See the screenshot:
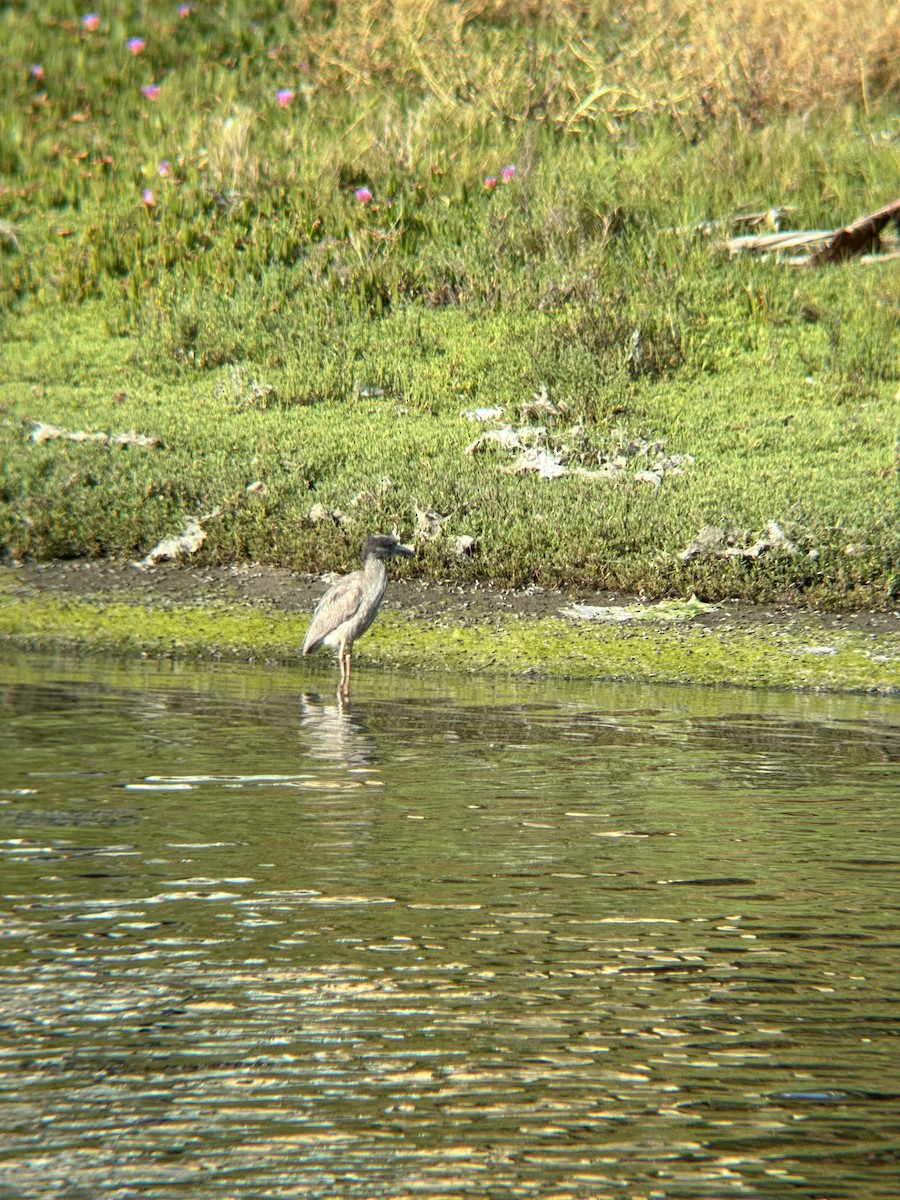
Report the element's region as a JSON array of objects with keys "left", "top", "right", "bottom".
[
  {"left": 344, "top": 652, "right": 352, "bottom": 694},
  {"left": 338, "top": 641, "right": 349, "bottom": 697}
]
